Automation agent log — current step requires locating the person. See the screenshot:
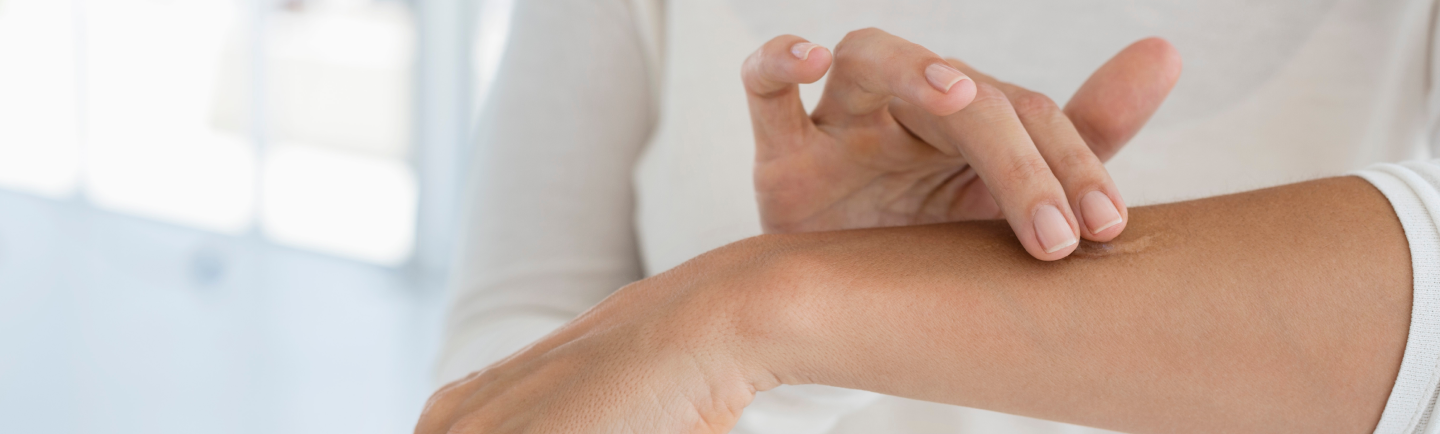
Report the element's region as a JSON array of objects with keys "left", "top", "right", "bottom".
[{"left": 428, "top": 0, "right": 1440, "bottom": 432}]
